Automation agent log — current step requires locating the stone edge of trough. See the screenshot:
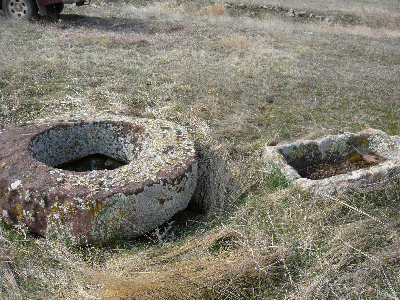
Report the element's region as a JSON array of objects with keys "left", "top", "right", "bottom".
[{"left": 263, "top": 128, "right": 400, "bottom": 196}]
